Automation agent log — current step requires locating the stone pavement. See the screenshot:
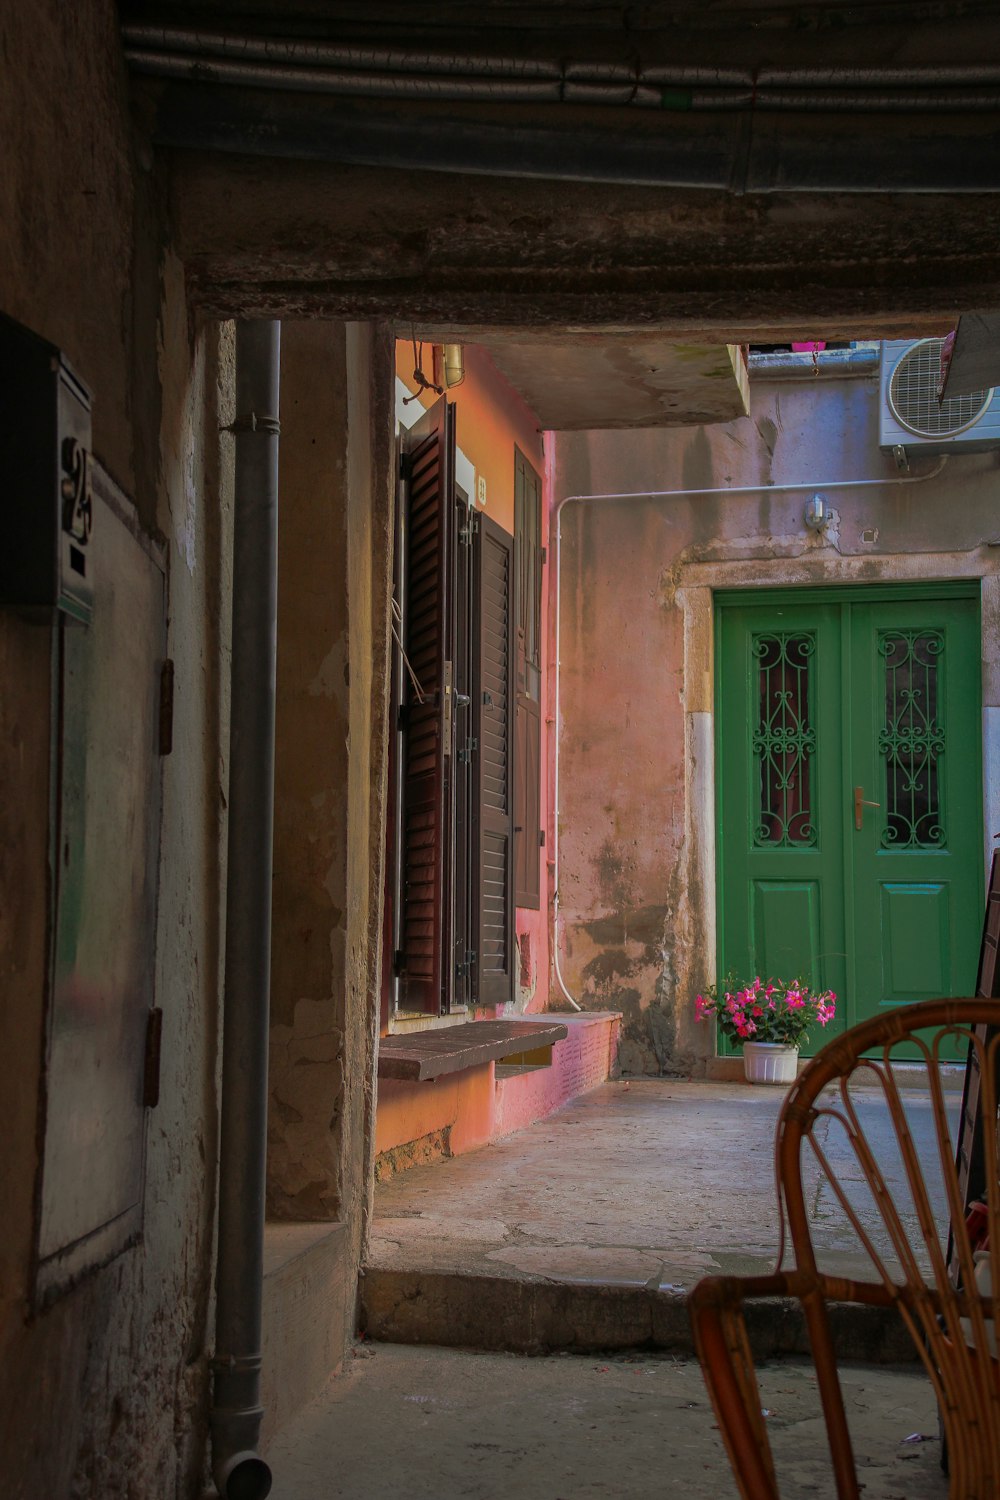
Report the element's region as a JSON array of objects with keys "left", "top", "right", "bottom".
[
  {"left": 362, "top": 1078, "right": 959, "bottom": 1356},
  {"left": 267, "top": 1343, "right": 947, "bottom": 1500}
]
